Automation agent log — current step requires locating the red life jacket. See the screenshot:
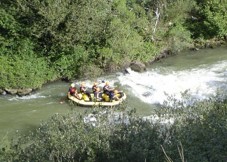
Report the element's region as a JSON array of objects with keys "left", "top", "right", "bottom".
[{"left": 69, "top": 87, "right": 76, "bottom": 95}]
